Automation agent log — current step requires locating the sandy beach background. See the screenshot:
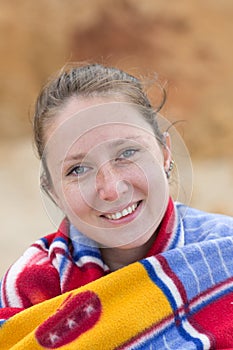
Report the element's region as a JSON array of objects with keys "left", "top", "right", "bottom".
[{"left": 0, "top": 0, "right": 233, "bottom": 277}]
